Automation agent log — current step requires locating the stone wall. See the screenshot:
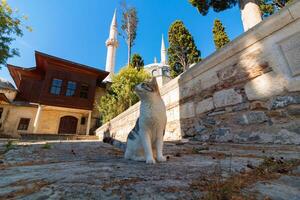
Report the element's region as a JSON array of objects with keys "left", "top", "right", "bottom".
[{"left": 96, "top": 1, "right": 300, "bottom": 145}]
